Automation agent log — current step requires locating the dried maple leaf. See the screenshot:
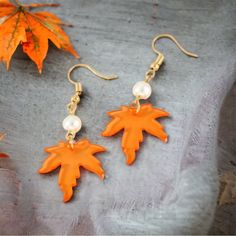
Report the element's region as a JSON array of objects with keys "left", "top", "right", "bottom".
[
  {"left": 0, "top": 132, "right": 9, "bottom": 158},
  {"left": 0, "top": 0, "right": 79, "bottom": 73},
  {"left": 102, "top": 103, "right": 169, "bottom": 165},
  {"left": 38, "top": 139, "right": 105, "bottom": 202},
  {"left": 218, "top": 171, "right": 236, "bottom": 205}
]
